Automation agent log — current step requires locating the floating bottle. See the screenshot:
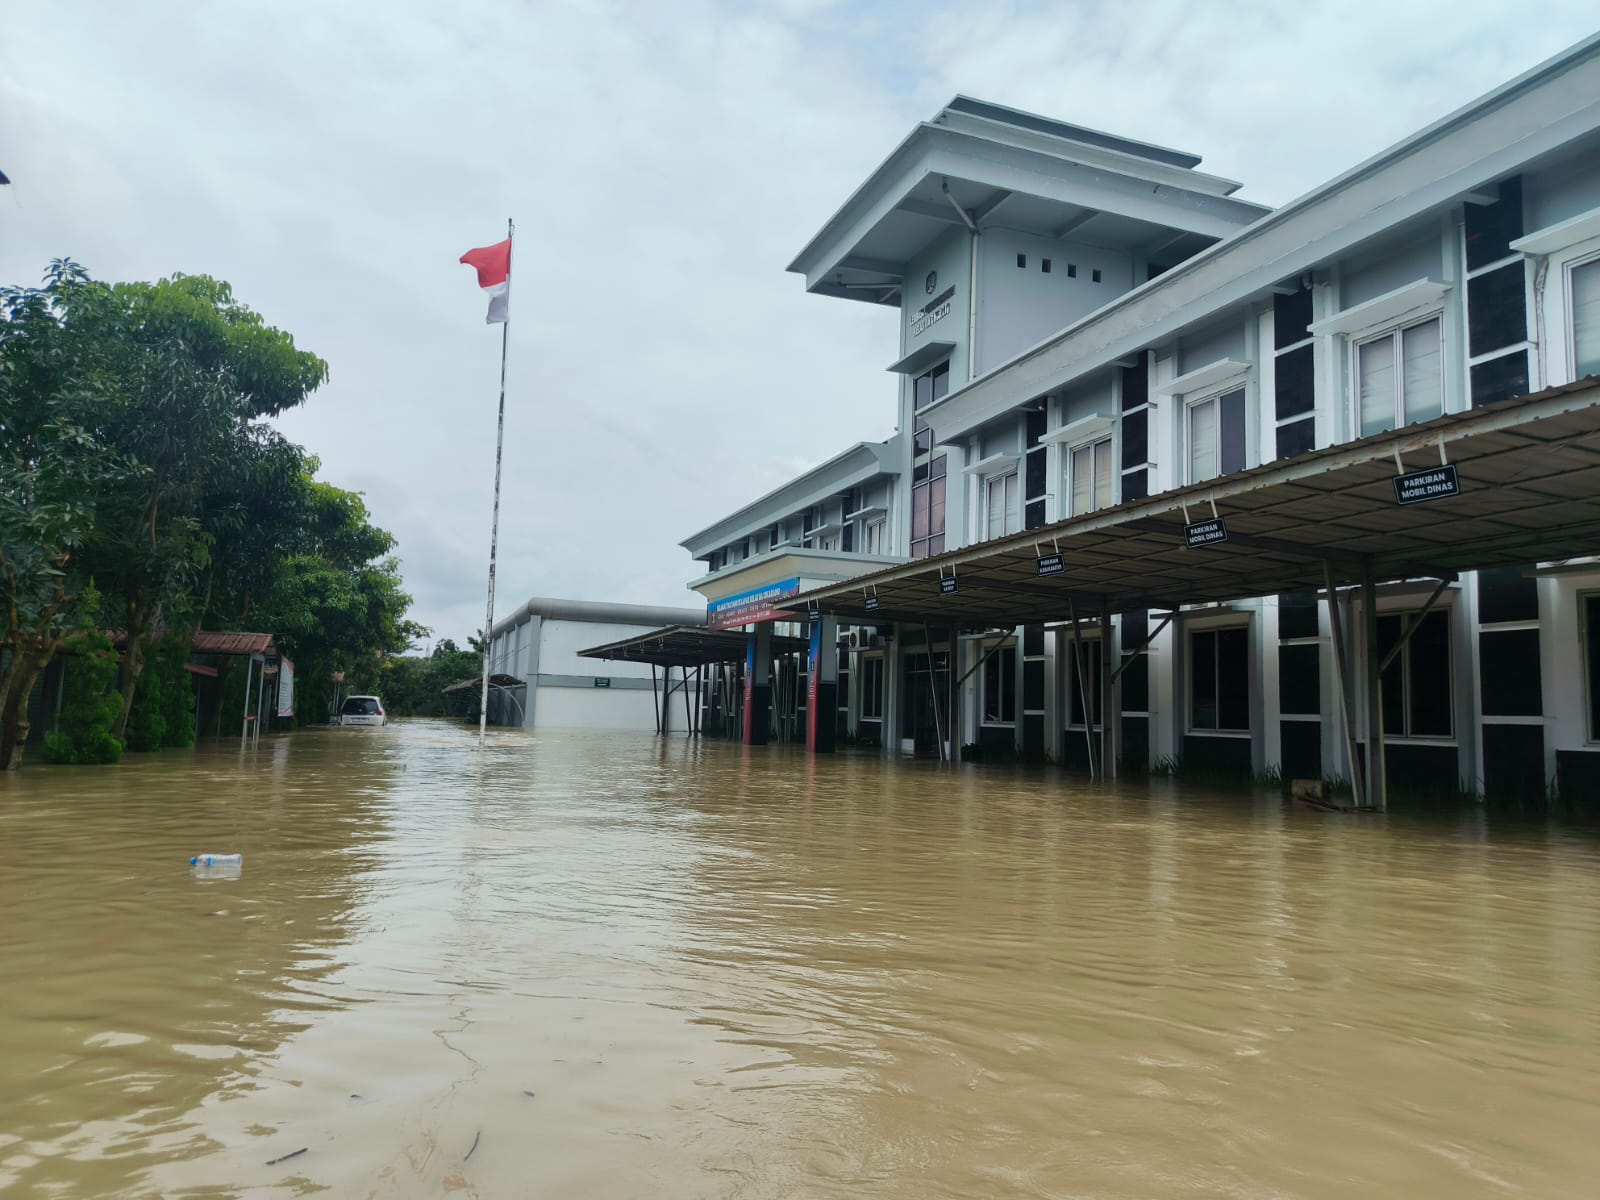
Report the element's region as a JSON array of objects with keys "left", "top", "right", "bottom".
[{"left": 190, "top": 854, "right": 242, "bottom": 868}]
